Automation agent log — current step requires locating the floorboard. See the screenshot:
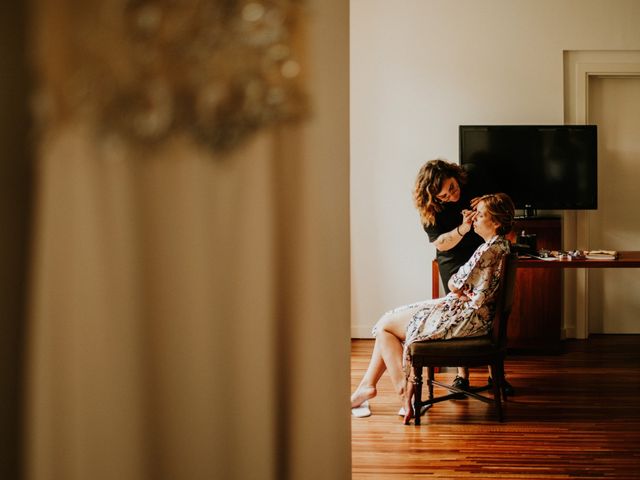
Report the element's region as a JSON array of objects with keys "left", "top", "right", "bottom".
[{"left": 351, "top": 335, "right": 640, "bottom": 479}]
